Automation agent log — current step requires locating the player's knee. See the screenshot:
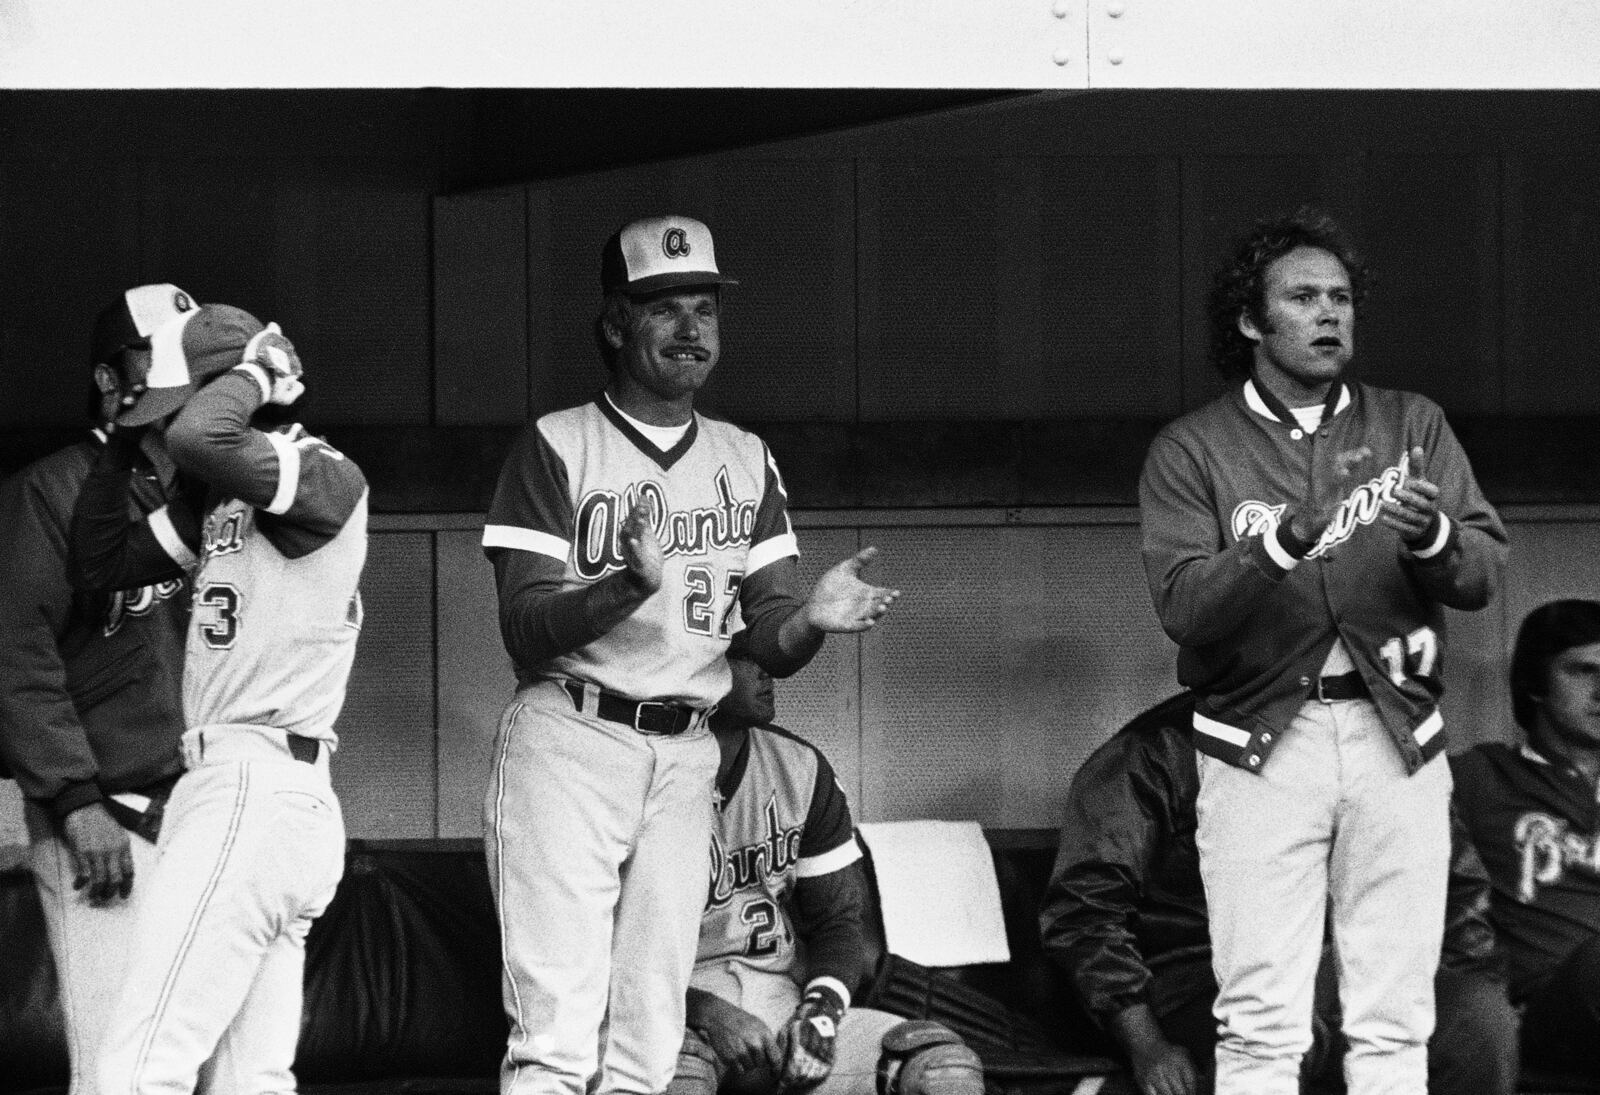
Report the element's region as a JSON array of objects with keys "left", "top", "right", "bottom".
[
  {"left": 876, "top": 1021, "right": 984, "bottom": 1095},
  {"left": 667, "top": 1029, "right": 724, "bottom": 1095}
]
